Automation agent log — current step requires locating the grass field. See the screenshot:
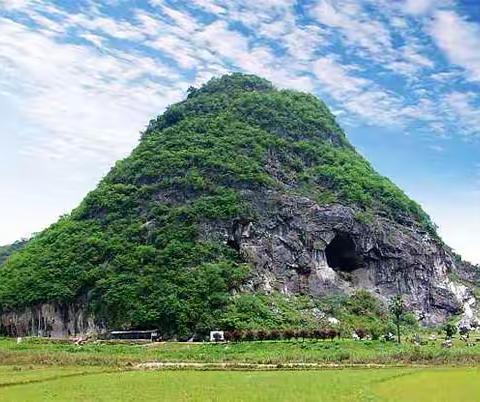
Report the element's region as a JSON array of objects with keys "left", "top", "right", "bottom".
[
  {"left": 0, "top": 366, "right": 479, "bottom": 401},
  {"left": 2, "top": 337, "right": 480, "bottom": 367},
  {"left": 1, "top": 337, "right": 479, "bottom": 401}
]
